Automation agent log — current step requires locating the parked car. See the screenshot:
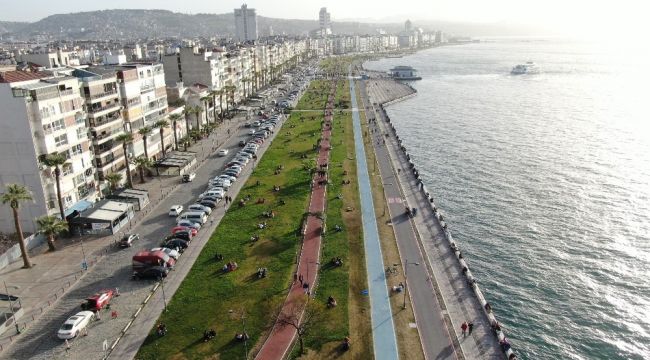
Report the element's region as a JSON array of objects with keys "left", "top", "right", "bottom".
[
  {"left": 58, "top": 311, "right": 95, "bottom": 339},
  {"left": 217, "top": 149, "right": 229, "bottom": 156},
  {"left": 132, "top": 266, "right": 169, "bottom": 280},
  {"left": 171, "top": 226, "right": 197, "bottom": 237},
  {"left": 238, "top": 140, "right": 246, "bottom": 147},
  {"left": 199, "top": 199, "right": 218, "bottom": 209},
  {"left": 162, "top": 238, "right": 189, "bottom": 251},
  {"left": 177, "top": 220, "right": 201, "bottom": 230},
  {"left": 187, "top": 204, "right": 212, "bottom": 215},
  {"left": 177, "top": 211, "right": 208, "bottom": 225},
  {"left": 119, "top": 233, "right": 139, "bottom": 248},
  {"left": 167, "top": 230, "right": 192, "bottom": 242},
  {"left": 169, "top": 205, "right": 183, "bottom": 217},
  {"left": 80, "top": 289, "right": 115, "bottom": 312},
  {"left": 150, "top": 247, "right": 180, "bottom": 260},
  {"left": 200, "top": 195, "right": 221, "bottom": 203},
  {"left": 132, "top": 250, "right": 176, "bottom": 270},
  {"left": 216, "top": 174, "right": 237, "bottom": 183},
  {"left": 182, "top": 172, "right": 196, "bottom": 183}
]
